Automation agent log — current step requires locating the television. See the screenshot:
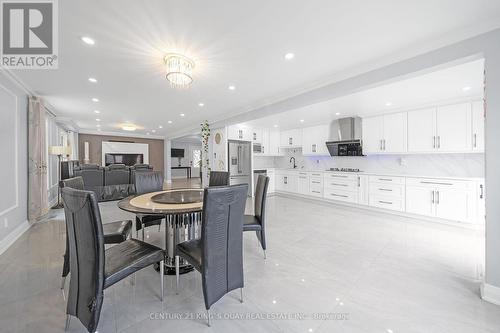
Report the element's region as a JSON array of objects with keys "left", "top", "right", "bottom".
[
  {"left": 171, "top": 148, "right": 185, "bottom": 158},
  {"left": 105, "top": 153, "right": 143, "bottom": 166}
]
